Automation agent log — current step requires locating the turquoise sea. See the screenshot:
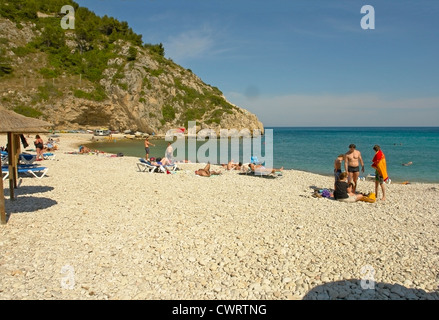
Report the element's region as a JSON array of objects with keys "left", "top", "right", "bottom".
[{"left": 87, "top": 127, "right": 439, "bottom": 183}]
